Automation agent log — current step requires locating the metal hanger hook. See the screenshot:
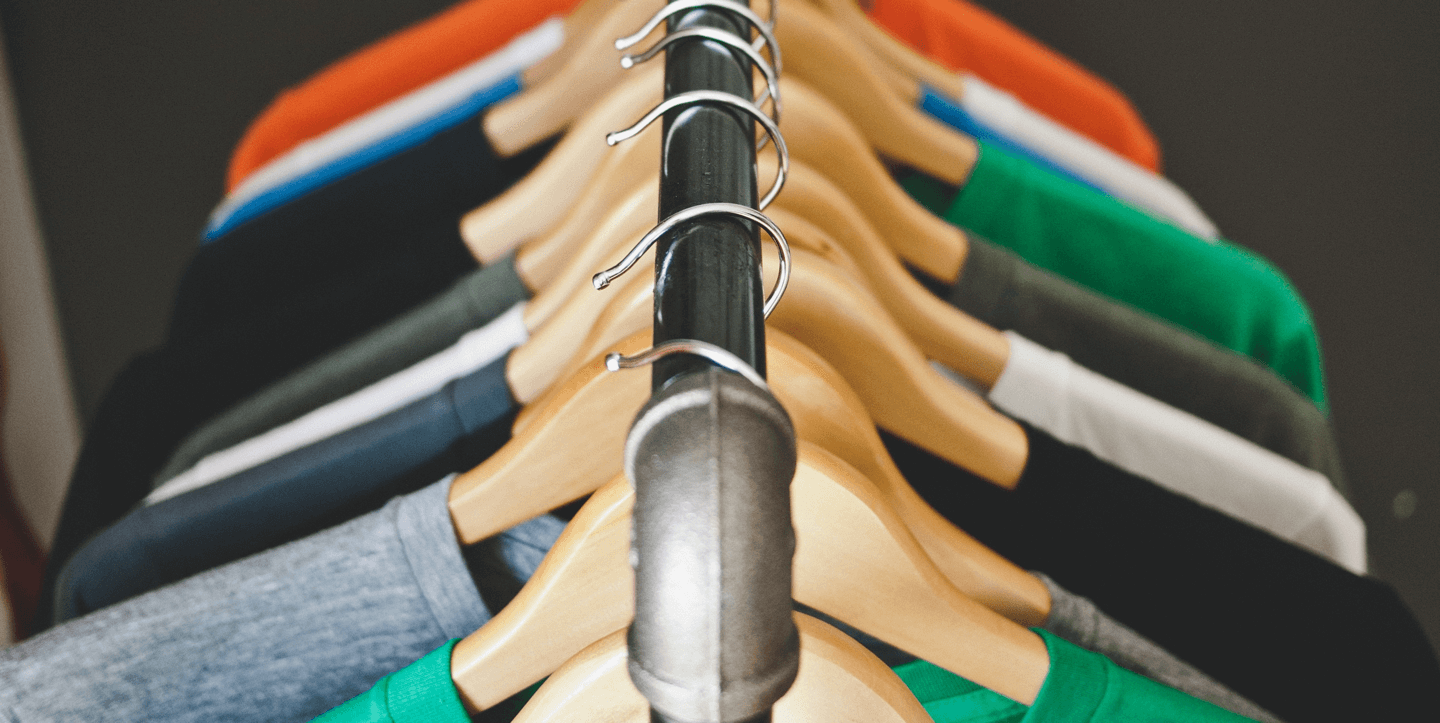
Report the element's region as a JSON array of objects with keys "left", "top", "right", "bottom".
[
  {"left": 615, "top": 0, "right": 779, "bottom": 76},
  {"left": 606, "top": 90, "right": 788, "bottom": 209},
  {"left": 593, "top": 202, "right": 791, "bottom": 318},
  {"left": 620, "top": 27, "right": 781, "bottom": 128},
  {"left": 605, "top": 339, "right": 770, "bottom": 392}
]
